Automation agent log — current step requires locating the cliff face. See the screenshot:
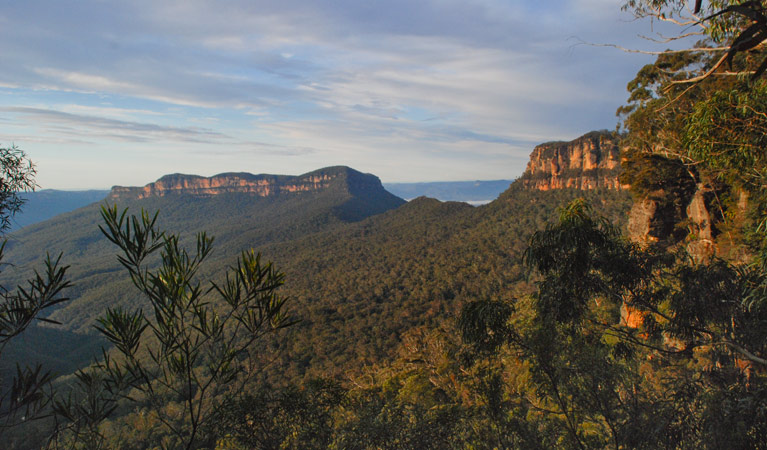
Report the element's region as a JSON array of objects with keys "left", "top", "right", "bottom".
[
  {"left": 518, "top": 130, "right": 724, "bottom": 259},
  {"left": 109, "top": 166, "right": 383, "bottom": 200},
  {"left": 520, "top": 131, "right": 625, "bottom": 191},
  {"left": 626, "top": 183, "right": 751, "bottom": 262}
]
